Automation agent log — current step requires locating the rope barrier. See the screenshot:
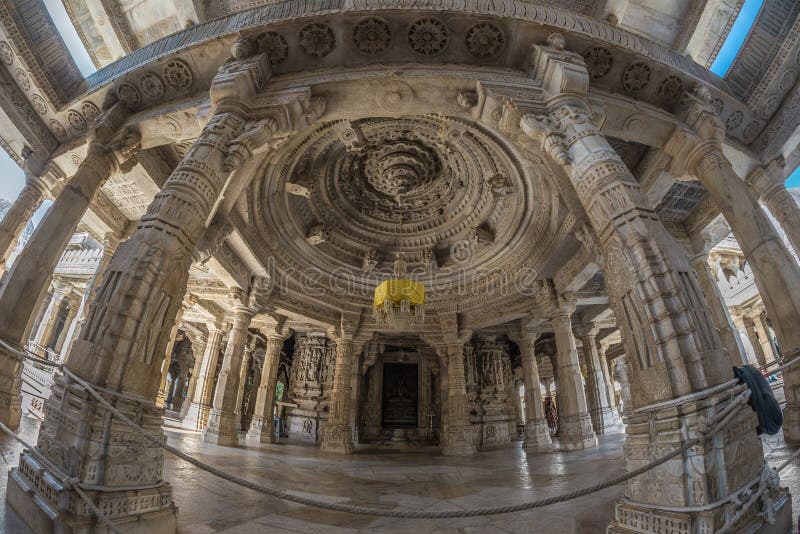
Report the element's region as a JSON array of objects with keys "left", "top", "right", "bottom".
[{"left": 1, "top": 336, "right": 799, "bottom": 524}]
